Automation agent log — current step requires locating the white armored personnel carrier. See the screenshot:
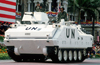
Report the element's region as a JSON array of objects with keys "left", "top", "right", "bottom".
[{"left": 4, "top": 12, "right": 93, "bottom": 62}]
